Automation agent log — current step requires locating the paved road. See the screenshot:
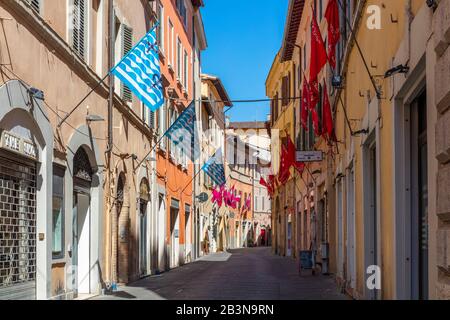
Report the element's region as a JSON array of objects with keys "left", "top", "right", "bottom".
[{"left": 93, "top": 247, "right": 347, "bottom": 300}]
